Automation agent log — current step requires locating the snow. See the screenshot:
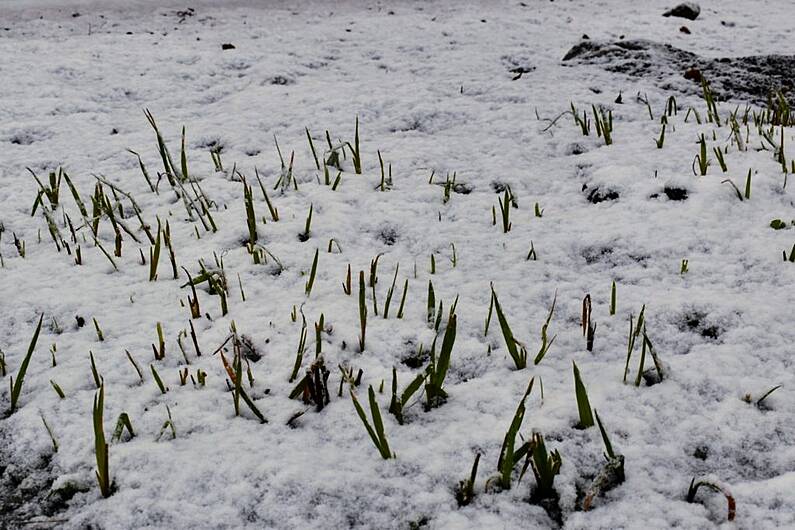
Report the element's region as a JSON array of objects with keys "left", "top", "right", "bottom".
[{"left": 1, "top": 0, "right": 794, "bottom": 528}]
